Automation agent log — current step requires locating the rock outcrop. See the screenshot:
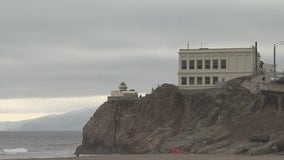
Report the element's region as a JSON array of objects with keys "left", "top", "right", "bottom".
[{"left": 76, "top": 80, "right": 284, "bottom": 155}]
